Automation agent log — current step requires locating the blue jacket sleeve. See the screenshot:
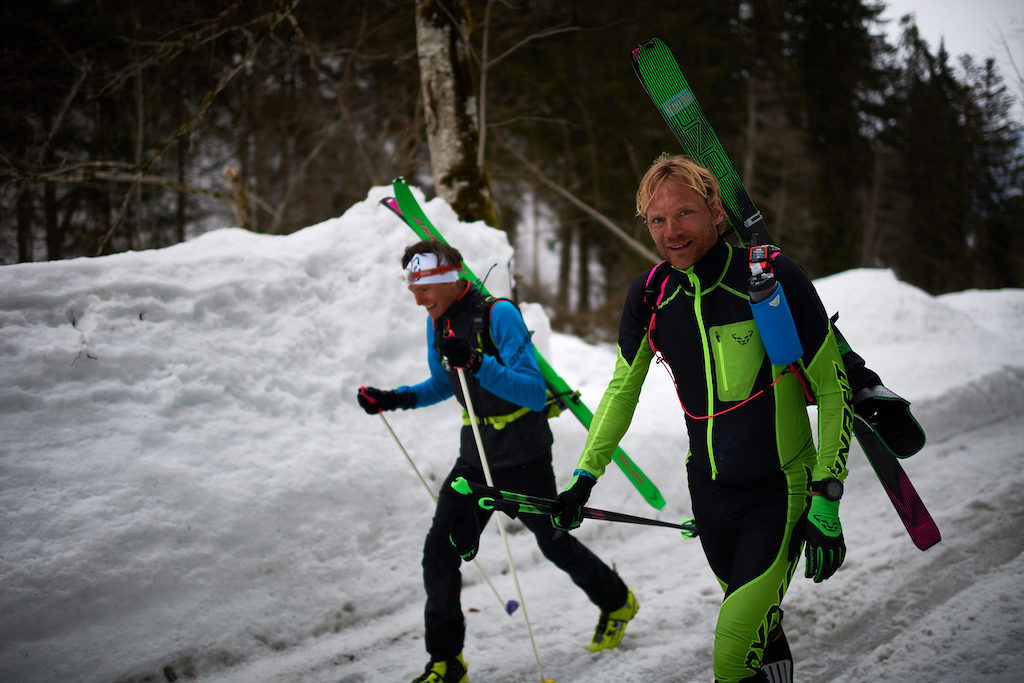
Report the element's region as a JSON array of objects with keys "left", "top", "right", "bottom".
[
  {"left": 474, "top": 301, "right": 548, "bottom": 412},
  {"left": 398, "top": 318, "right": 455, "bottom": 407}
]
